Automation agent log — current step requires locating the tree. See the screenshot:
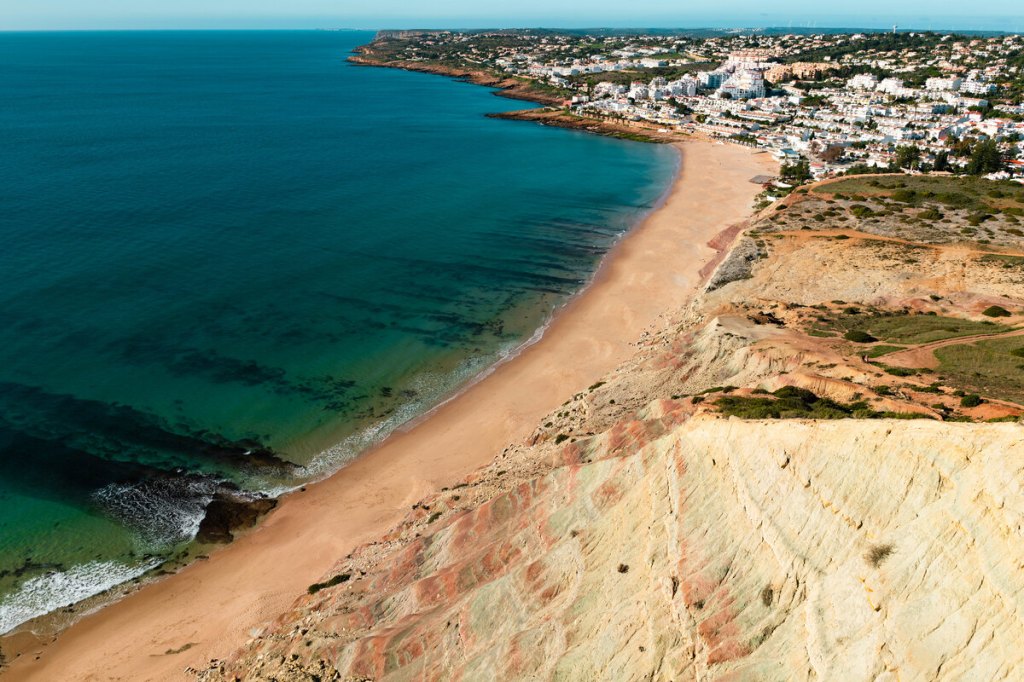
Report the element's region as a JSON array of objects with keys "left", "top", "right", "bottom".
[
  {"left": 933, "top": 151, "right": 951, "bottom": 173},
  {"left": 780, "top": 160, "right": 812, "bottom": 183},
  {"left": 821, "top": 145, "right": 844, "bottom": 163},
  {"left": 894, "top": 145, "right": 922, "bottom": 170},
  {"left": 966, "top": 139, "right": 1003, "bottom": 175}
]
